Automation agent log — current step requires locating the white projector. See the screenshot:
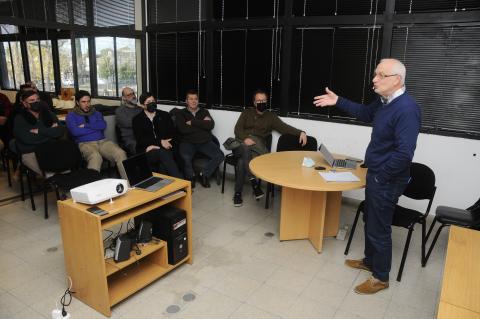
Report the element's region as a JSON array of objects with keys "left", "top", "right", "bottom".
[{"left": 70, "top": 179, "right": 128, "bottom": 205}]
